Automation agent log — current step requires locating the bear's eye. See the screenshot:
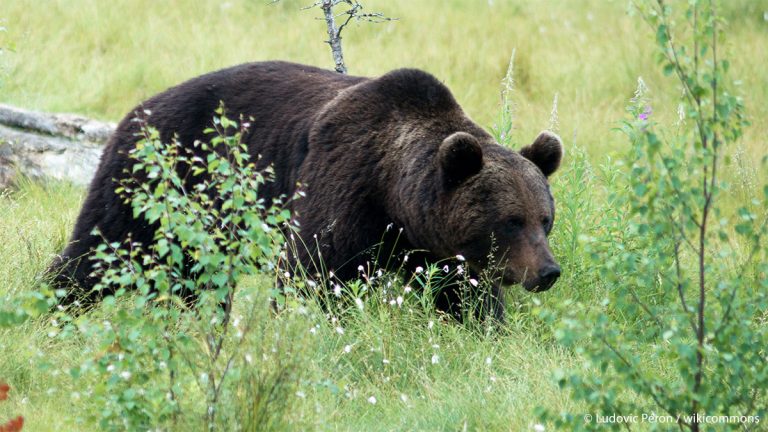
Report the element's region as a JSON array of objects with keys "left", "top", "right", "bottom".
[
  {"left": 502, "top": 216, "right": 525, "bottom": 236},
  {"left": 542, "top": 217, "right": 552, "bottom": 233}
]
